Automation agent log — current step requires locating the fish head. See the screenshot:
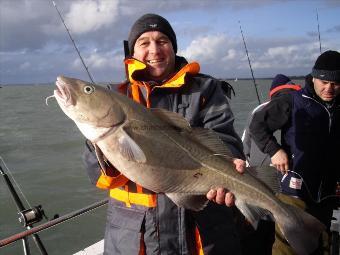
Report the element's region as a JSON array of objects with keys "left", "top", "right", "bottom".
[{"left": 54, "top": 75, "right": 125, "bottom": 141}]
